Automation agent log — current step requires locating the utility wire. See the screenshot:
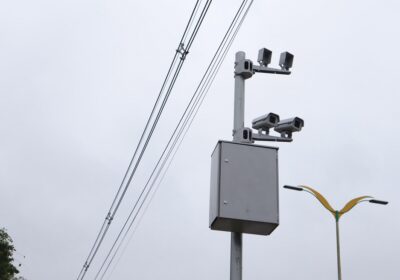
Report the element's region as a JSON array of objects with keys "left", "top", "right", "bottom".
[
  {"left": 94, "top": 1, "right": 253, "bottom": 278},
  {"left": 75, "top": 1, "right": 211, "bottom": 279},
  {"left": 75, "top": 47, "right": 176, "bottom": 275},
  {"left": 185, "top": 0, "right": 212, "bottom": 51},
  {"left": 94, "top": 23, "right": 209, "bottom": 277},
  {"left": 80, "top": 58, "right": 185, "bottom": 280},
  {"left": 180, "top": 0, "right": 202, "bottom": 45},
  {"left": 107, "top": 0, "right": 212, "bottom": 224}
]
